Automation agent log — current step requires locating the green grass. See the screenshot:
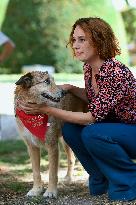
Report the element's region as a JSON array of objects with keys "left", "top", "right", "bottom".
[
  {"left": 0, "top": 139, "right": 83, "bottom": 196},
  {"left": 0, "top": 67, "right": 135, "bottom": 83},
  {"left": 0, "top": 139, "right": 69, "bottom": 195},
  {"left": 0, "top": 140, "right": 28, "bottom": 165},
  {"left": 4, "top": 181, "right": 27, "bottom": 192},
  {"left": 0, "top": 139, "right": 67, "bottom": 170},
  {"left": 0, "top": 73, "right": 84, "bottom": 83},
  {"left": 0, "top": 139, "right": 57, "bottom": 167}
]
